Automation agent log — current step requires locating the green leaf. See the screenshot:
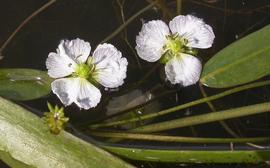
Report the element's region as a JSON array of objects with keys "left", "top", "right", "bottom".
[
  {"left": 0, "top": 68, "right": 52, "bottom": 100},
  {"left": 0, "top": 97, "right": 134, "bottom": 168},
  {"left": 200, "top": 25, "right": 270, "bottom": 88},
  {"left": 131, "top": 101, "right": 270, "bottom": 133},
  {"left": 103, "top": 146, "right": 270, "bottom": 164}
]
